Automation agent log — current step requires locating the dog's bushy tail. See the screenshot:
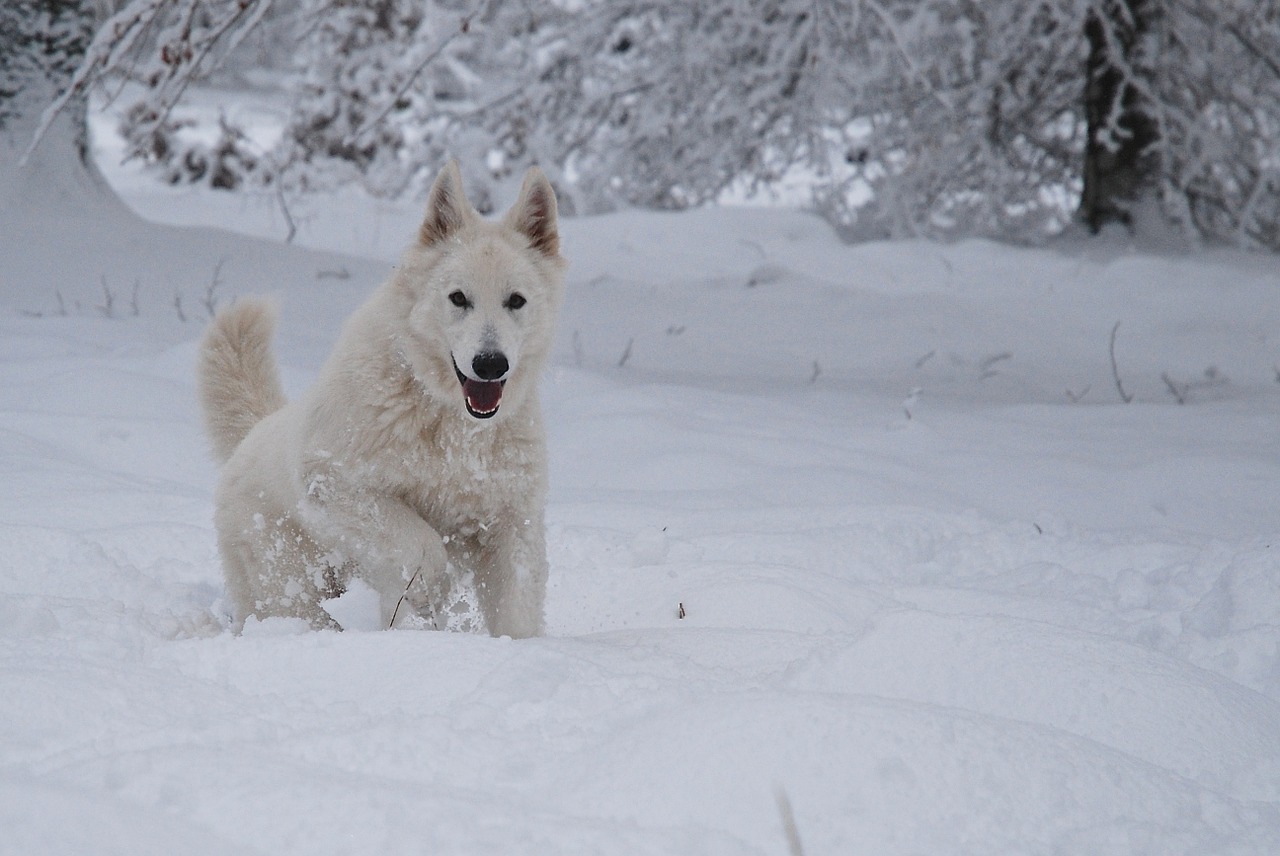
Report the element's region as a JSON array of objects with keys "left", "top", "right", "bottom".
[{"left": 198, "top": 299, "right": 287, "bottom": 465}]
